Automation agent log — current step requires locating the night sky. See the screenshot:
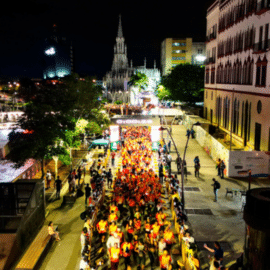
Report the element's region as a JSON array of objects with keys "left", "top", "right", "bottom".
[{"left": 0, "top": 0, "right": 213, "bottom": 80}]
